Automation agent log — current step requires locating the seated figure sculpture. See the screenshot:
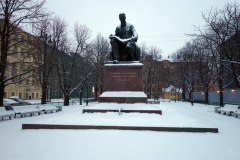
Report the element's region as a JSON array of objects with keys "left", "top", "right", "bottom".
[{"left": 109, "top": 13, "right": 140, "bottom": 62}]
